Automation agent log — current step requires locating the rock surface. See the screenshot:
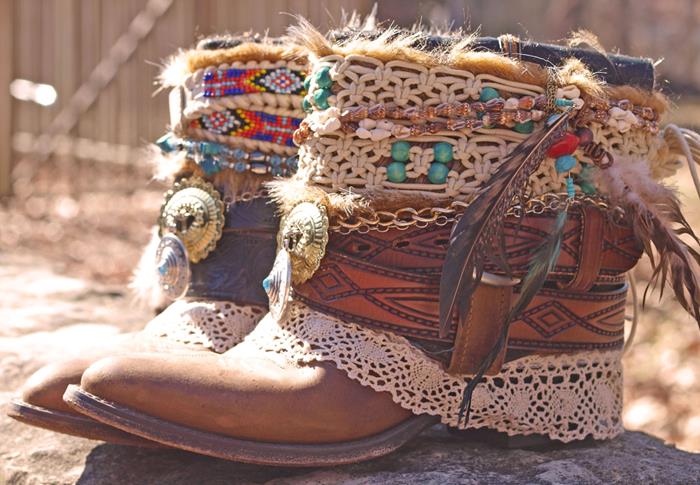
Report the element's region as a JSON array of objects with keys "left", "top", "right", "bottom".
[{"left": 2, "top": 254, "right": 700, "bottom": 485}]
